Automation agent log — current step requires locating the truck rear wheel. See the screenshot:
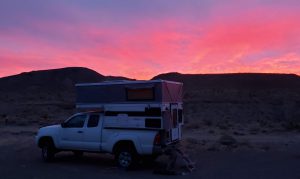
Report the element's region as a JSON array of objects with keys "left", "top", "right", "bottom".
[
  {"left": 41, "top": 140, "right": 55, "bottom": 162},
  {"left": 115, "top": 147, "right": 137, "bottom": 169}
]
